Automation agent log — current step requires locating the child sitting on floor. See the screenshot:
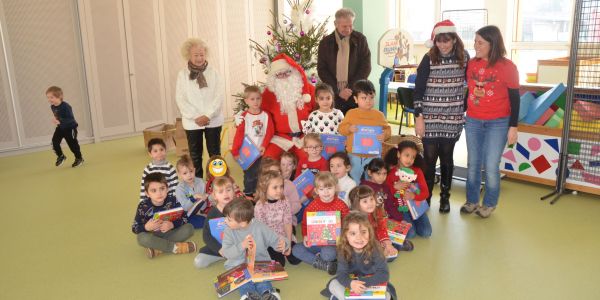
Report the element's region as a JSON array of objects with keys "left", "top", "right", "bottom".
[
  {"left": 221, "top": 198, "right": 288, "bottom": 300},
  {"left": 292, "top": 172, "right": 349, "bottom": 275},
  {"left": 322, "top": 212, "right": 397, "bottom": 300},
  {"left": 139, "top": 138, "right": 178, "bottom": 201},
  {"left": 194, "top": 176, "right": 236, "bottom": 268},
  {"left": 132, "top": 172, "right": 195, "bottom": 259},
  {"left": 254, "top": 170, "right": 301, "bottom": 266},
  {"left": 175, "top": 155, "right": 208, "bottom": 228}
]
